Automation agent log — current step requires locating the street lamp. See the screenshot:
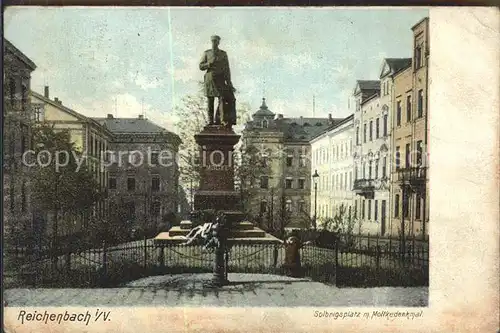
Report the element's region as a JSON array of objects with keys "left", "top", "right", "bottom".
[{"left": 312, "top": 170, "right": 319, "bottom": 230}]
